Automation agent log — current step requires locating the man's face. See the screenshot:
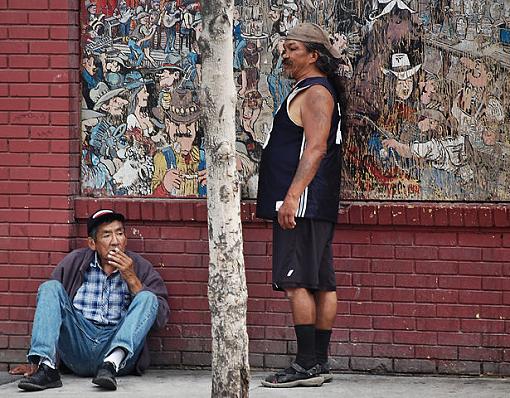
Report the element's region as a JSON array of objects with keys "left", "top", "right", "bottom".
[
  {"left": 104, "top": 95, "right": 128, "bottom": 117},
  {"left": 395, "top": 77, "right": 413, "bottom": 100},
  {"left": 88, "top": 220, "right": 127, "bottom": 265},
  {"left": 137, "top": 85, "right": 149, "bottom": 108},
  {"left": 281, "top": 40, "right": 315, "bottom": 79}
]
